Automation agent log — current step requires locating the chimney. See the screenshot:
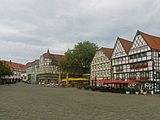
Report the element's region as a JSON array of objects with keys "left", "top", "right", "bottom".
[{"left": 10, "top": 60, "right": 12, "bottom": 64}]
